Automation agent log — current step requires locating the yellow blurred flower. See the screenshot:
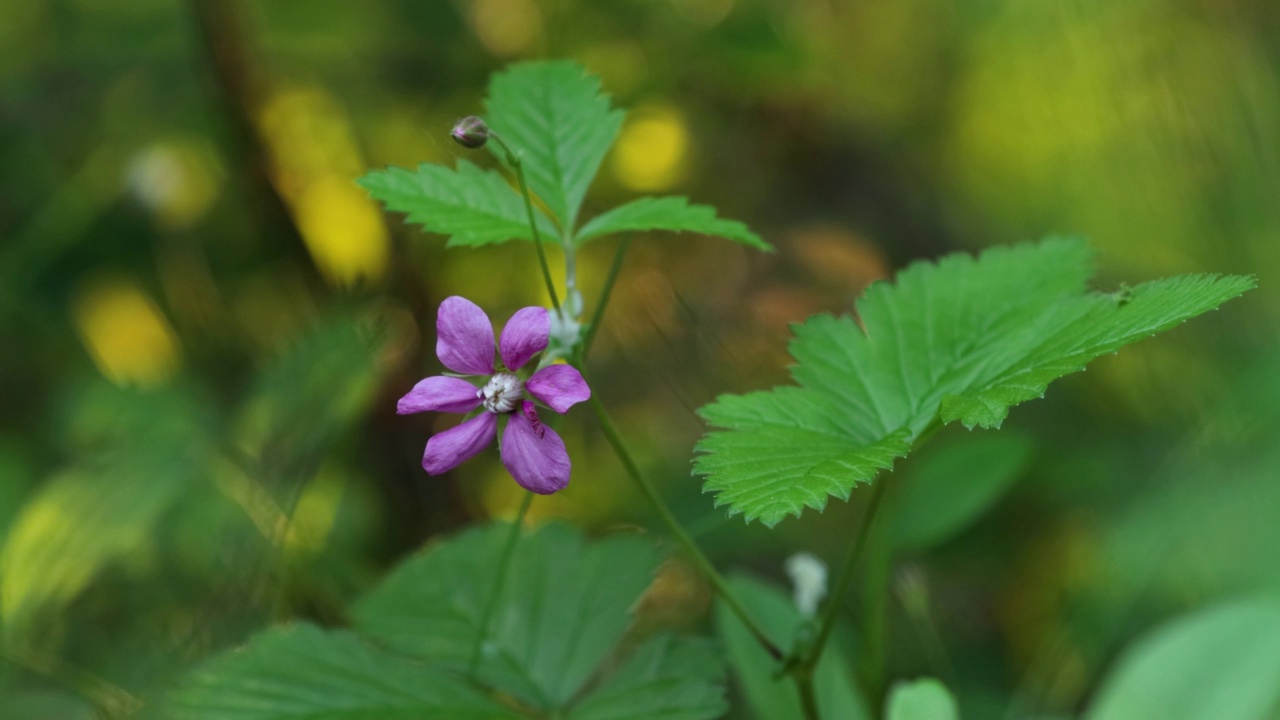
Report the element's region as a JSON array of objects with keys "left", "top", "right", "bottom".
[
  {"left": 612, "top": 105, "right": 689, "bottom": 192},
  {"left": 73, "top": 274, "right": 181, "bottom": 386}
]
